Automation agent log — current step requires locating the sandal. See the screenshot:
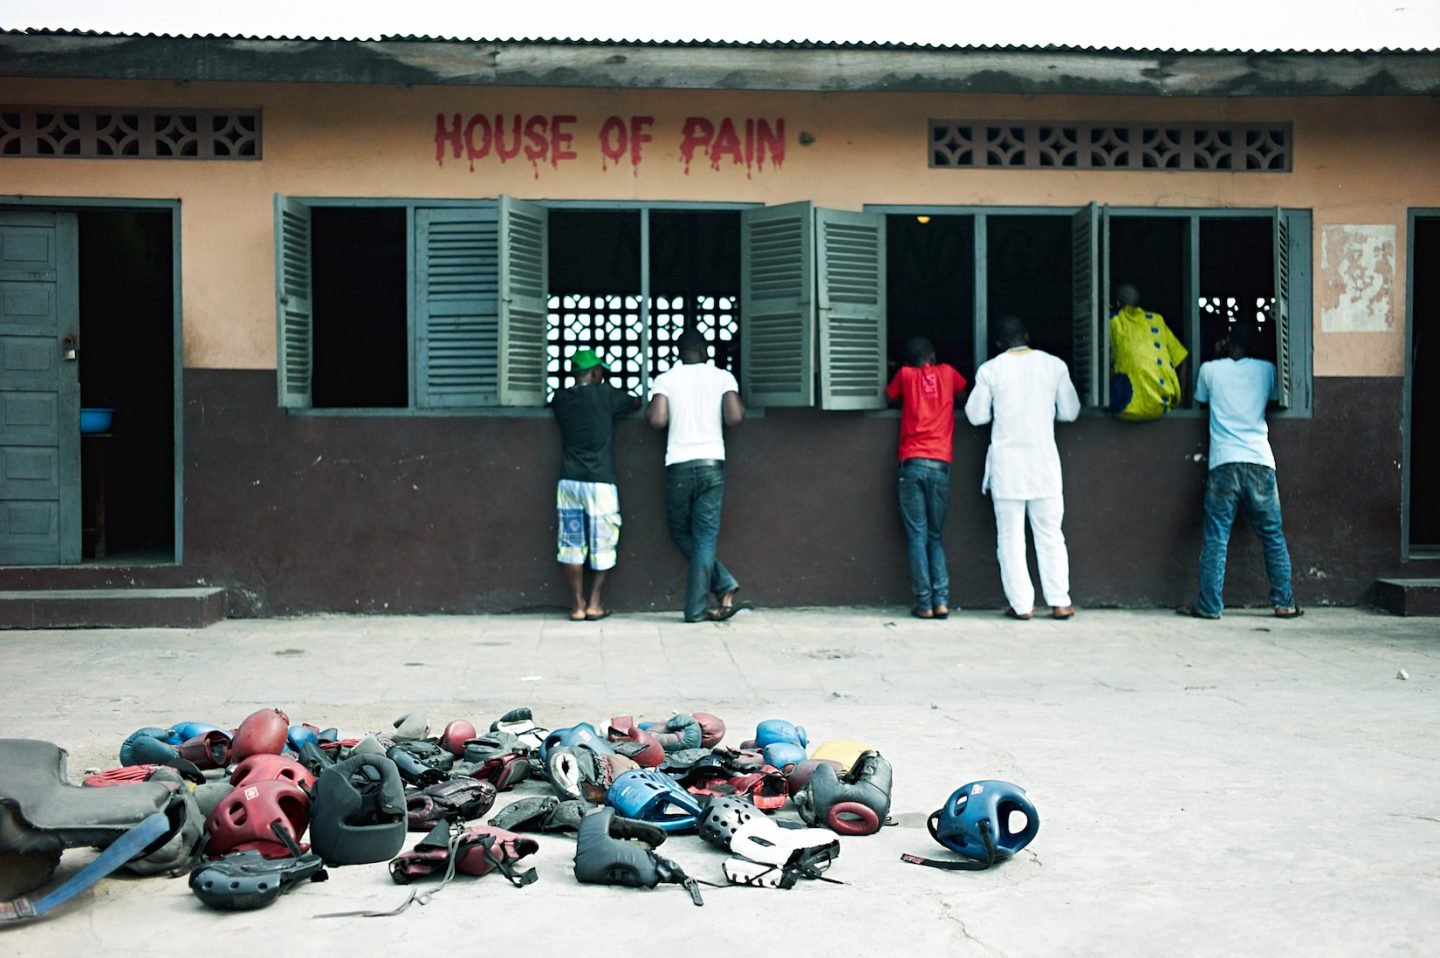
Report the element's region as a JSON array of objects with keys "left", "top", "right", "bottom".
[
  {"left": 1003, "top": 607, "right": 1032, "bottom": 620},
  {"left": 1273, "top": 606, "right": 1304, "bottom": 619},
  {"left": 911, "top": 607, "right": 936, "bottom": 620}
]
